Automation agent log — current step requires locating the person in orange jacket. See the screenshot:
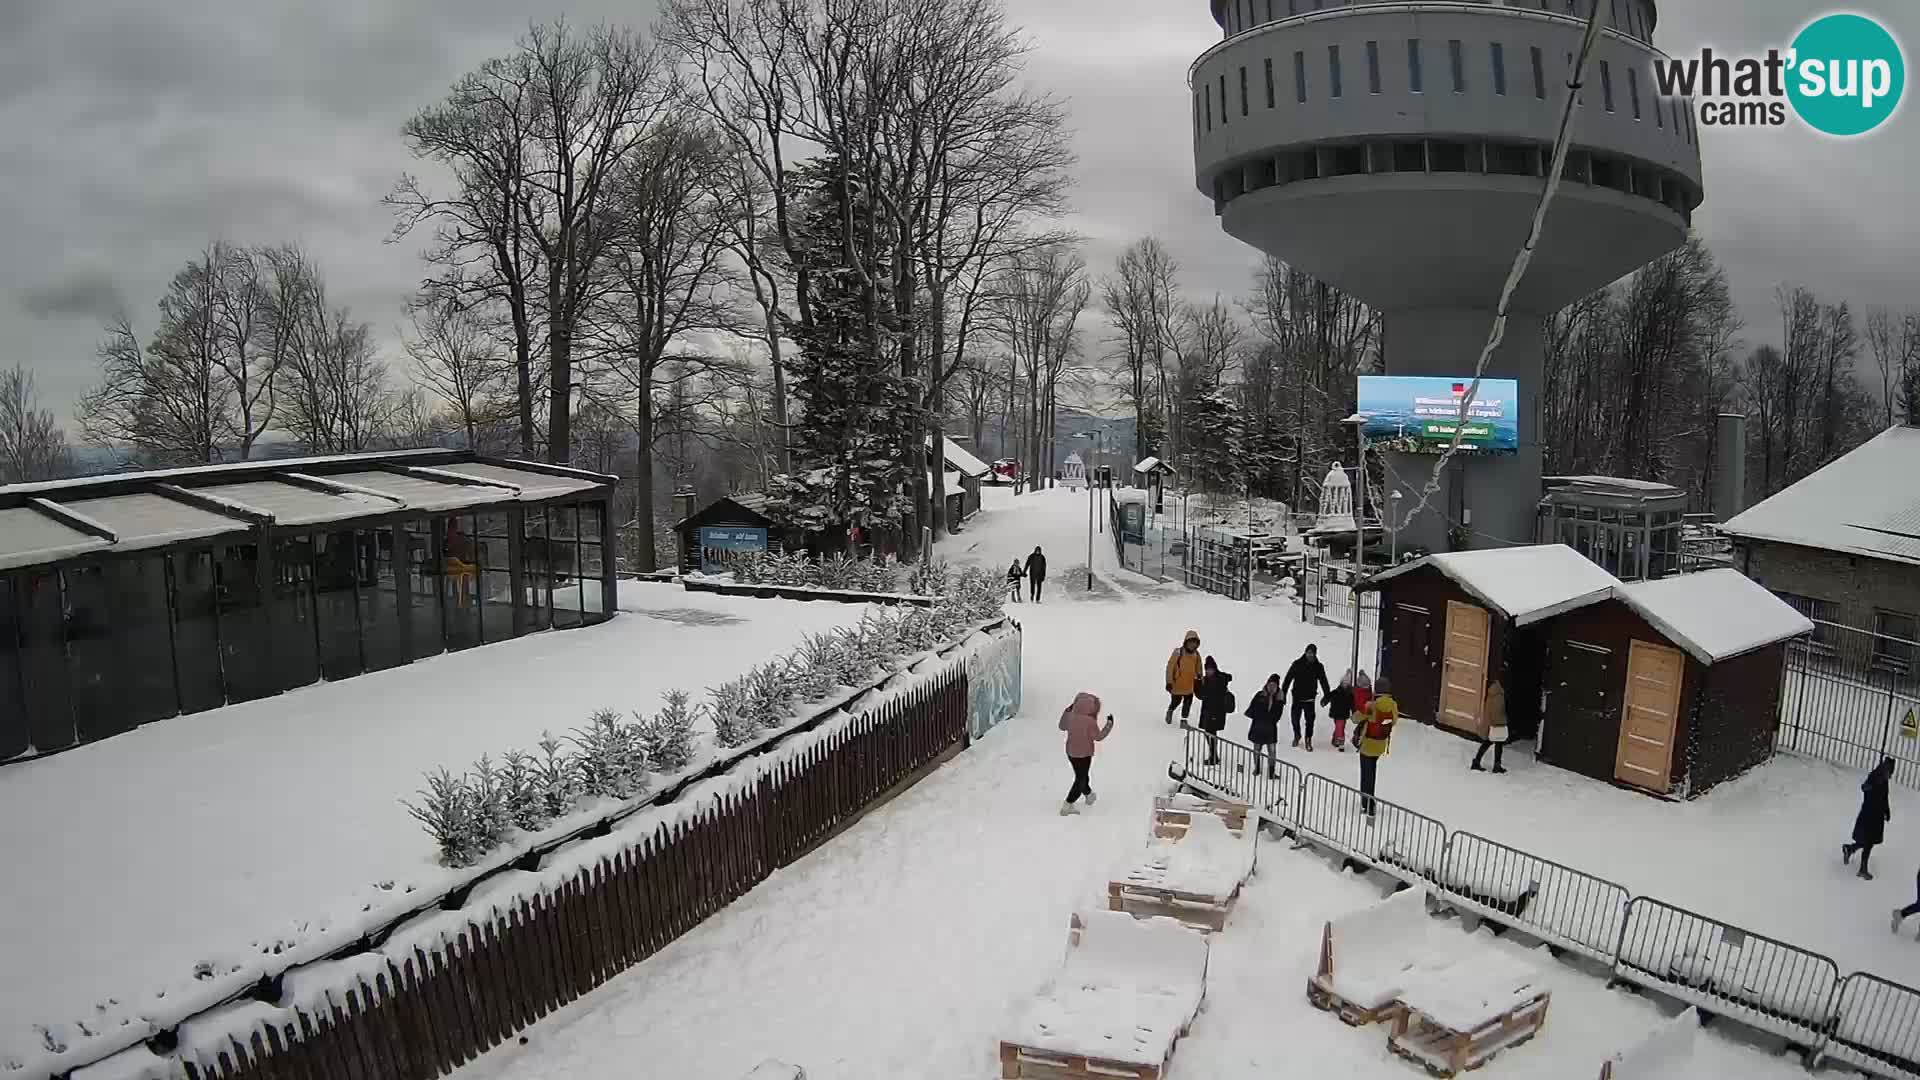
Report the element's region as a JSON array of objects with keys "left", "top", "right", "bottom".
[
  {"left": 1356, "top": 676, "right": 1400, "bottom": 821},
  {"left": 1164, "top": 629, "right": 1203, "bottom": 725}
]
